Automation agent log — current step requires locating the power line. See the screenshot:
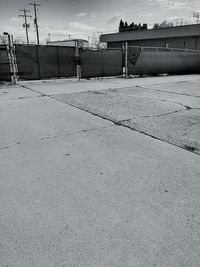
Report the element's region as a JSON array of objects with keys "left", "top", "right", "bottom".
[
  {"left": 19, "top": 9, "right": 32, "bottom": 45},
  {"left": 29, "top": 2, "right": 41, "bottom": 45}
]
